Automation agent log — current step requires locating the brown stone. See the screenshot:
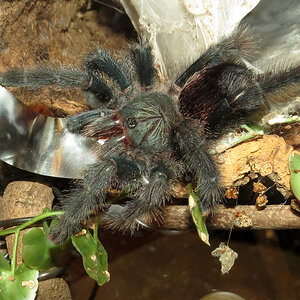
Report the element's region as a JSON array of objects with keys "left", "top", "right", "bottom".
[
  {"left": 2, "top": 181, "right": 54, "bottom": 265},
  {"left": 36, "top": 278, "right": 72, "bottom": 300}
]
